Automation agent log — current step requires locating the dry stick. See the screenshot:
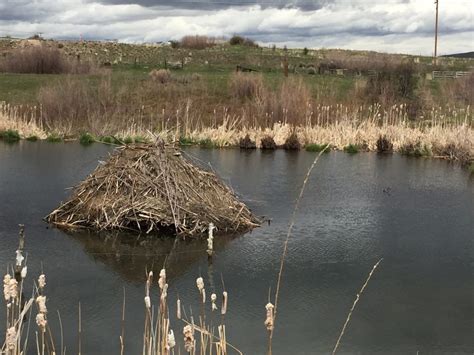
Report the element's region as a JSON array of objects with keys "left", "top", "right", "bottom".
[
  {"left": 120, "top": 287, "right": 126, "bottom": 355},
  {"left": 57, "top": 310, "right": 64, "bottom": 355},
  {"left": 268, "top": 146, "right": 329, "bottom": 355},
  {"left": 78, "top": 302, "right": 82, "bottom": 355},
  {"left": 332, "top": 258, "right": 383, "bottom": 355}
]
